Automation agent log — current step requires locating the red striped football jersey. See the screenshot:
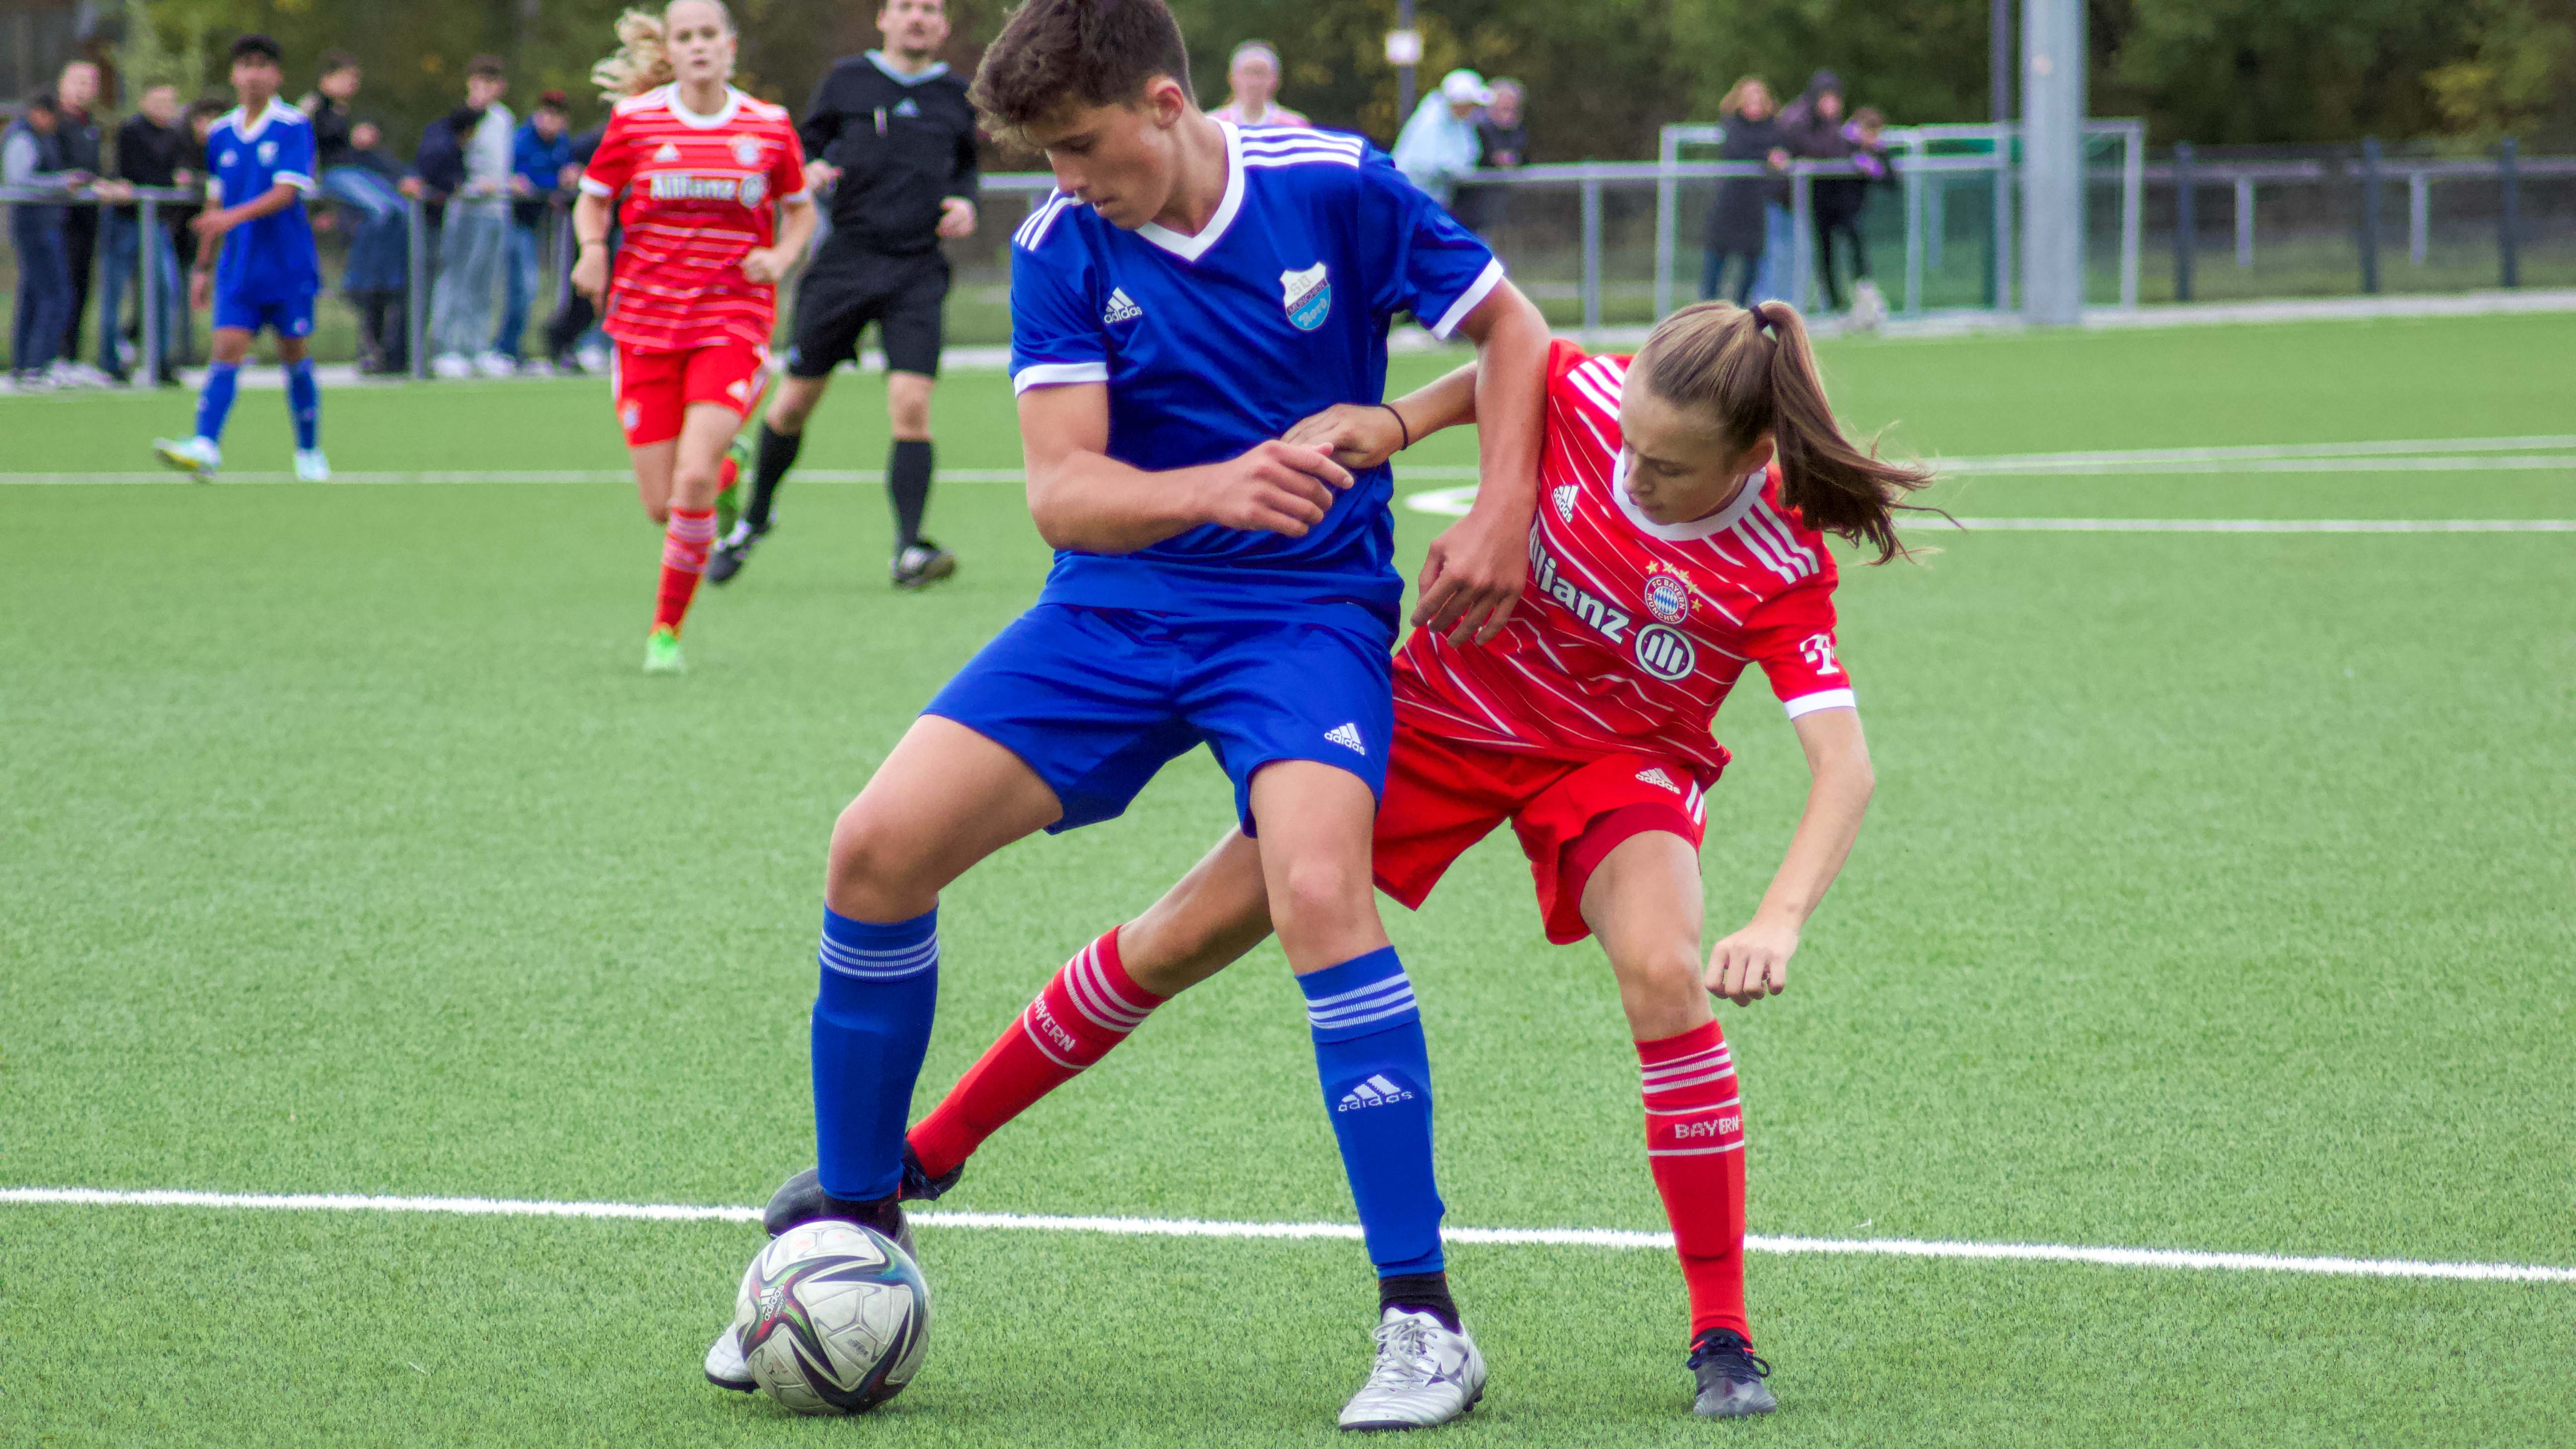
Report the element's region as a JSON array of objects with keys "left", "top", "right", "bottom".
[
  {"left": 1393, "top": 339, "right": 1856, "bottom": 787},
  {"left": 577, "top": 85, "right": 808, "bottom": 353}
]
